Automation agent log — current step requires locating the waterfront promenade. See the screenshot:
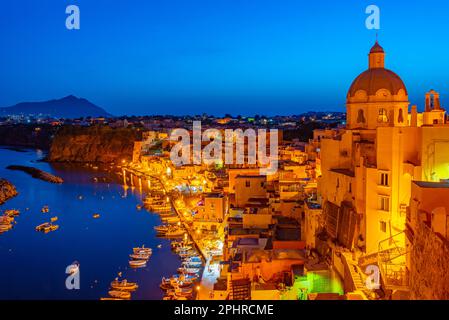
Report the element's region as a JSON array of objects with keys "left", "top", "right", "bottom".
[{"left": 121, "top": 164, "right": 222, "bottom": 299}]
